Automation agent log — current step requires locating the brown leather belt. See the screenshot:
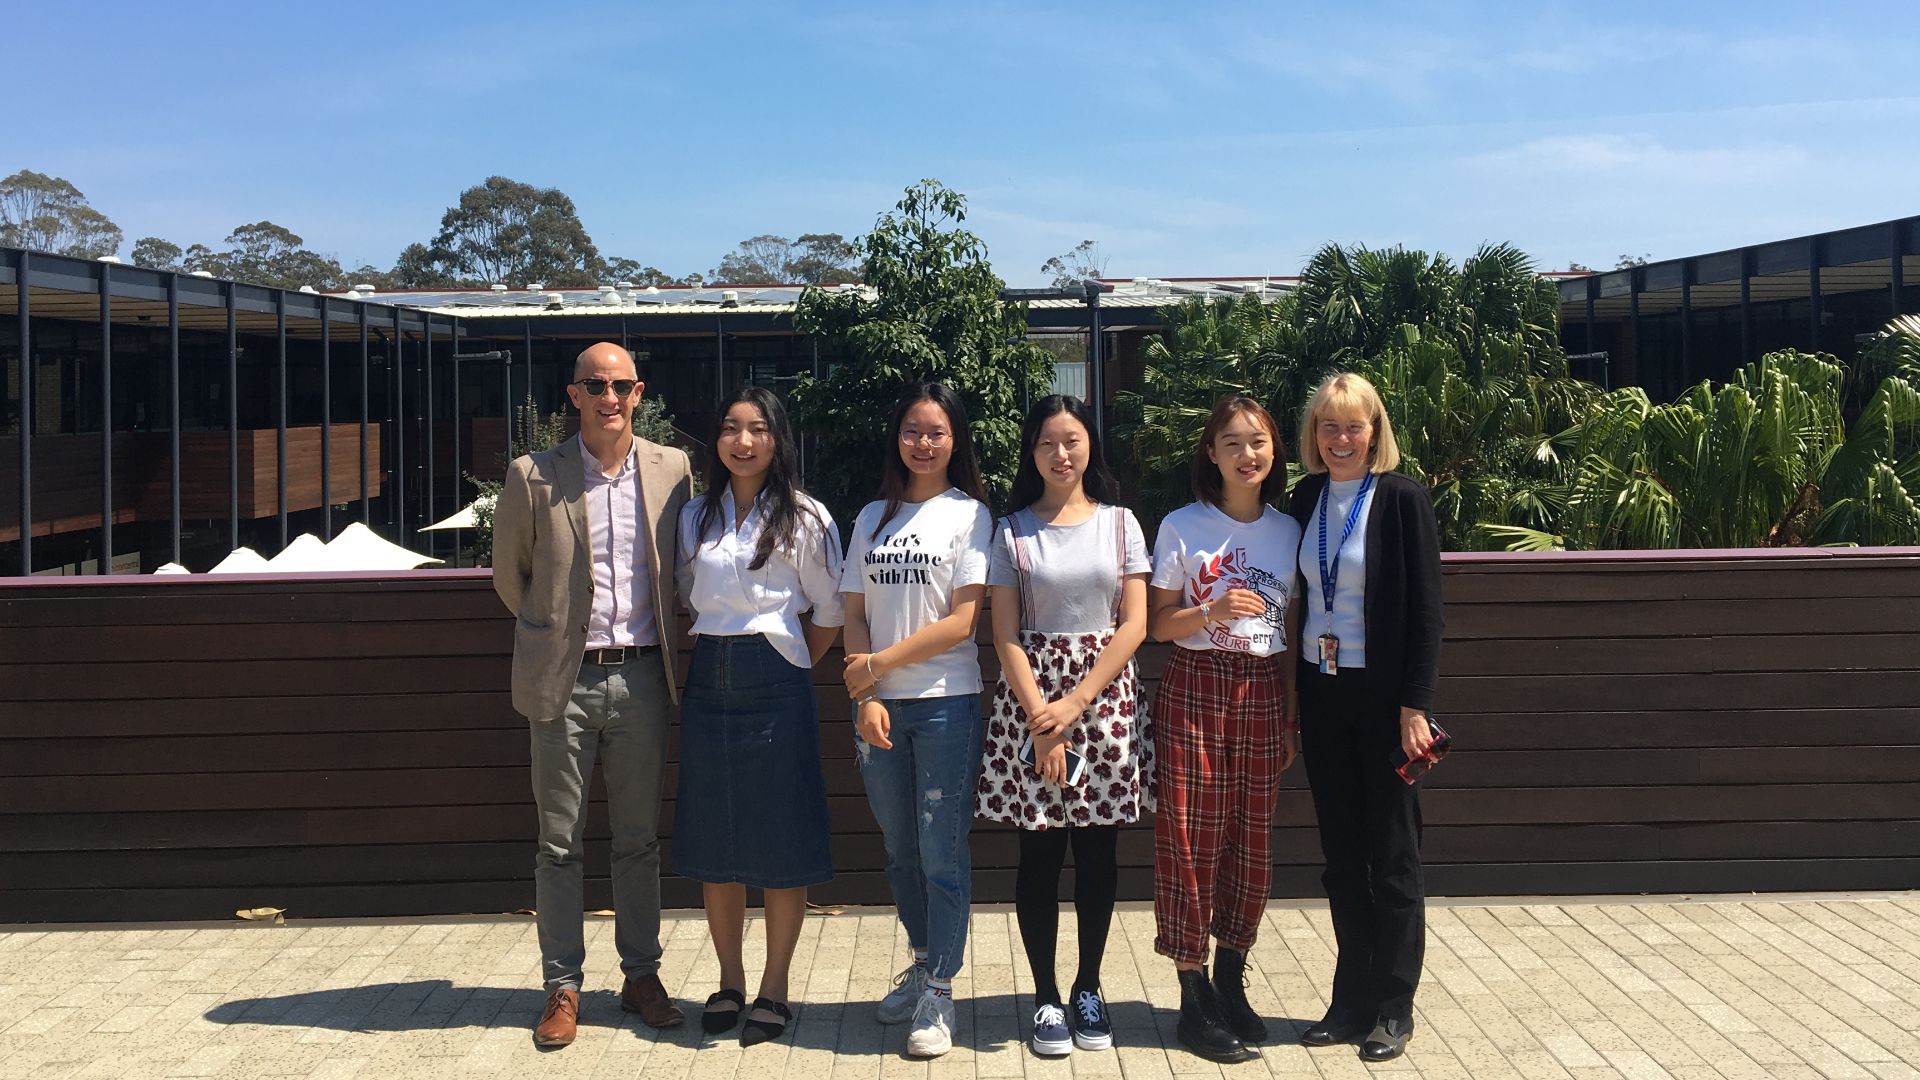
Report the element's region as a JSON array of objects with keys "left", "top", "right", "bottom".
[{"left": 583, "top": 645, "right": 660, "bottom": 665}]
